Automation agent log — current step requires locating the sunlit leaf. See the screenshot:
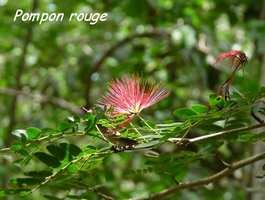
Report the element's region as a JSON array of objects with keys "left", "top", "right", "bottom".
[
  {"left": 67, "top": 164, "right": 78, "bottom": 173},
  {"left": 12, "top": 129, "right": 27, "bottom": 139},
  {"left": 26, "top": 127, "right": 41, "bottom": 140},
  {"left": 174, "top": 108, "right": 197, "bottom": 119},
  {"left": 191, "top": 104, "right": 209, "bottom": 113},
  {"left": 58, "top": 121, "right": 73, "bottom": 132},
  {"left": 10, "top": 143, "right": 22, "bottom": 152}
]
